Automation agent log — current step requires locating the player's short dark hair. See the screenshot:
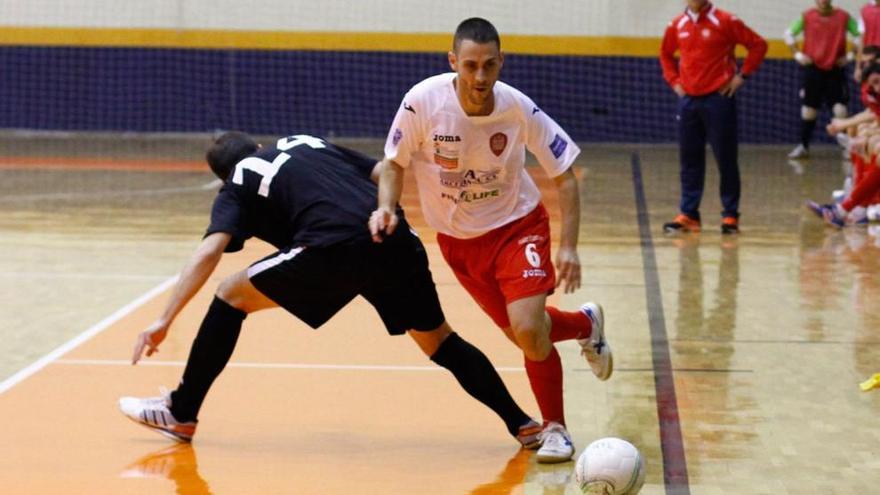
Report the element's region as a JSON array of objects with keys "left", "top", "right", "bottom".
[
  {"left": 863, "top": 62, "right": 880, "bottom": 84},
  {"left": 206, "top": 131, "right": 258, "bottom": 180},
  {"left": 452, "top": 17, "right": 500, "bottom": 53},
  {"left": 864, "top": 45, "right": 880, "bottom": 58}
]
